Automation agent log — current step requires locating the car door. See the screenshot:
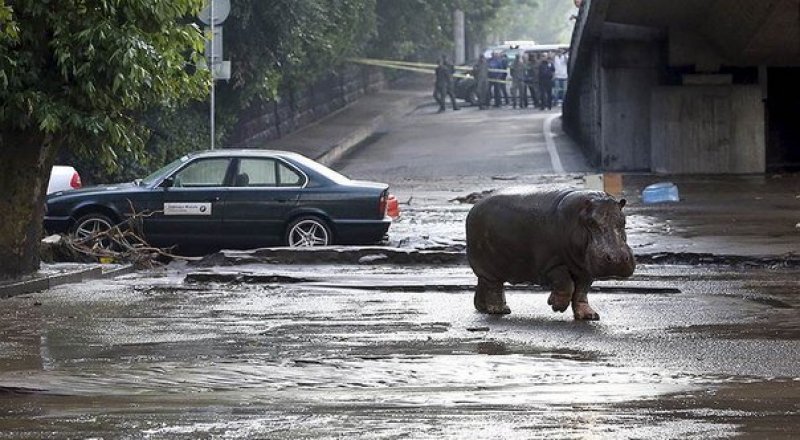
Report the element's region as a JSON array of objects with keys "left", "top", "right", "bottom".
[
  {"left": 143, "top": 157, "right": 232, "bottom": 246},
  {"left": 221, "top": 157, "right": 303, "bottom": 246}
]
